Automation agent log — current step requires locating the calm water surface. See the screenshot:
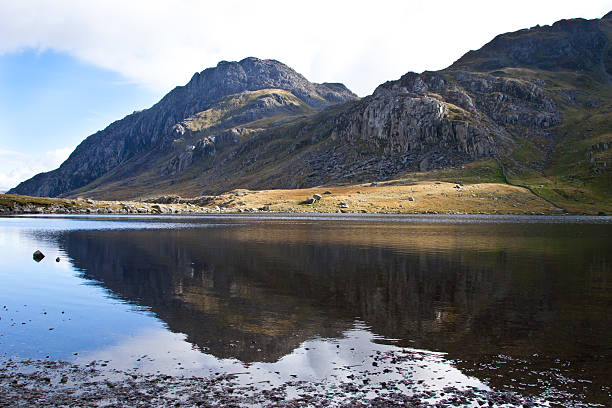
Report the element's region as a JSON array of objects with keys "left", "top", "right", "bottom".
[{"left": 0, "top": 214, "right": 610, "bottom": 405}]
